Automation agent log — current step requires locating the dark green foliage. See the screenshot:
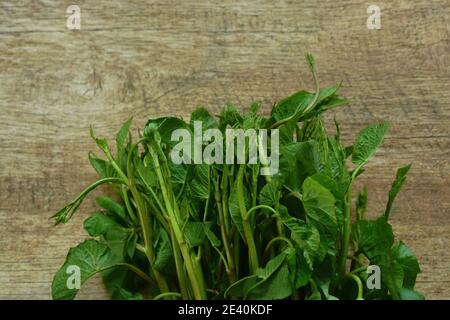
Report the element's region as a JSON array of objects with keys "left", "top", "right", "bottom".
[{"left": 51, "top": 54, "right": 420, "bottom": 300}]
